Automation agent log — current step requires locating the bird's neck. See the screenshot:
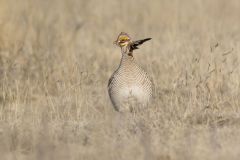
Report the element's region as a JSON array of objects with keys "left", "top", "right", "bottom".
[
  {"left": 120, "top": 52, "right": 135, "bottom": 67},
  {"left": 119, "top": 45, "right": 135, "bottom": 67}
]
